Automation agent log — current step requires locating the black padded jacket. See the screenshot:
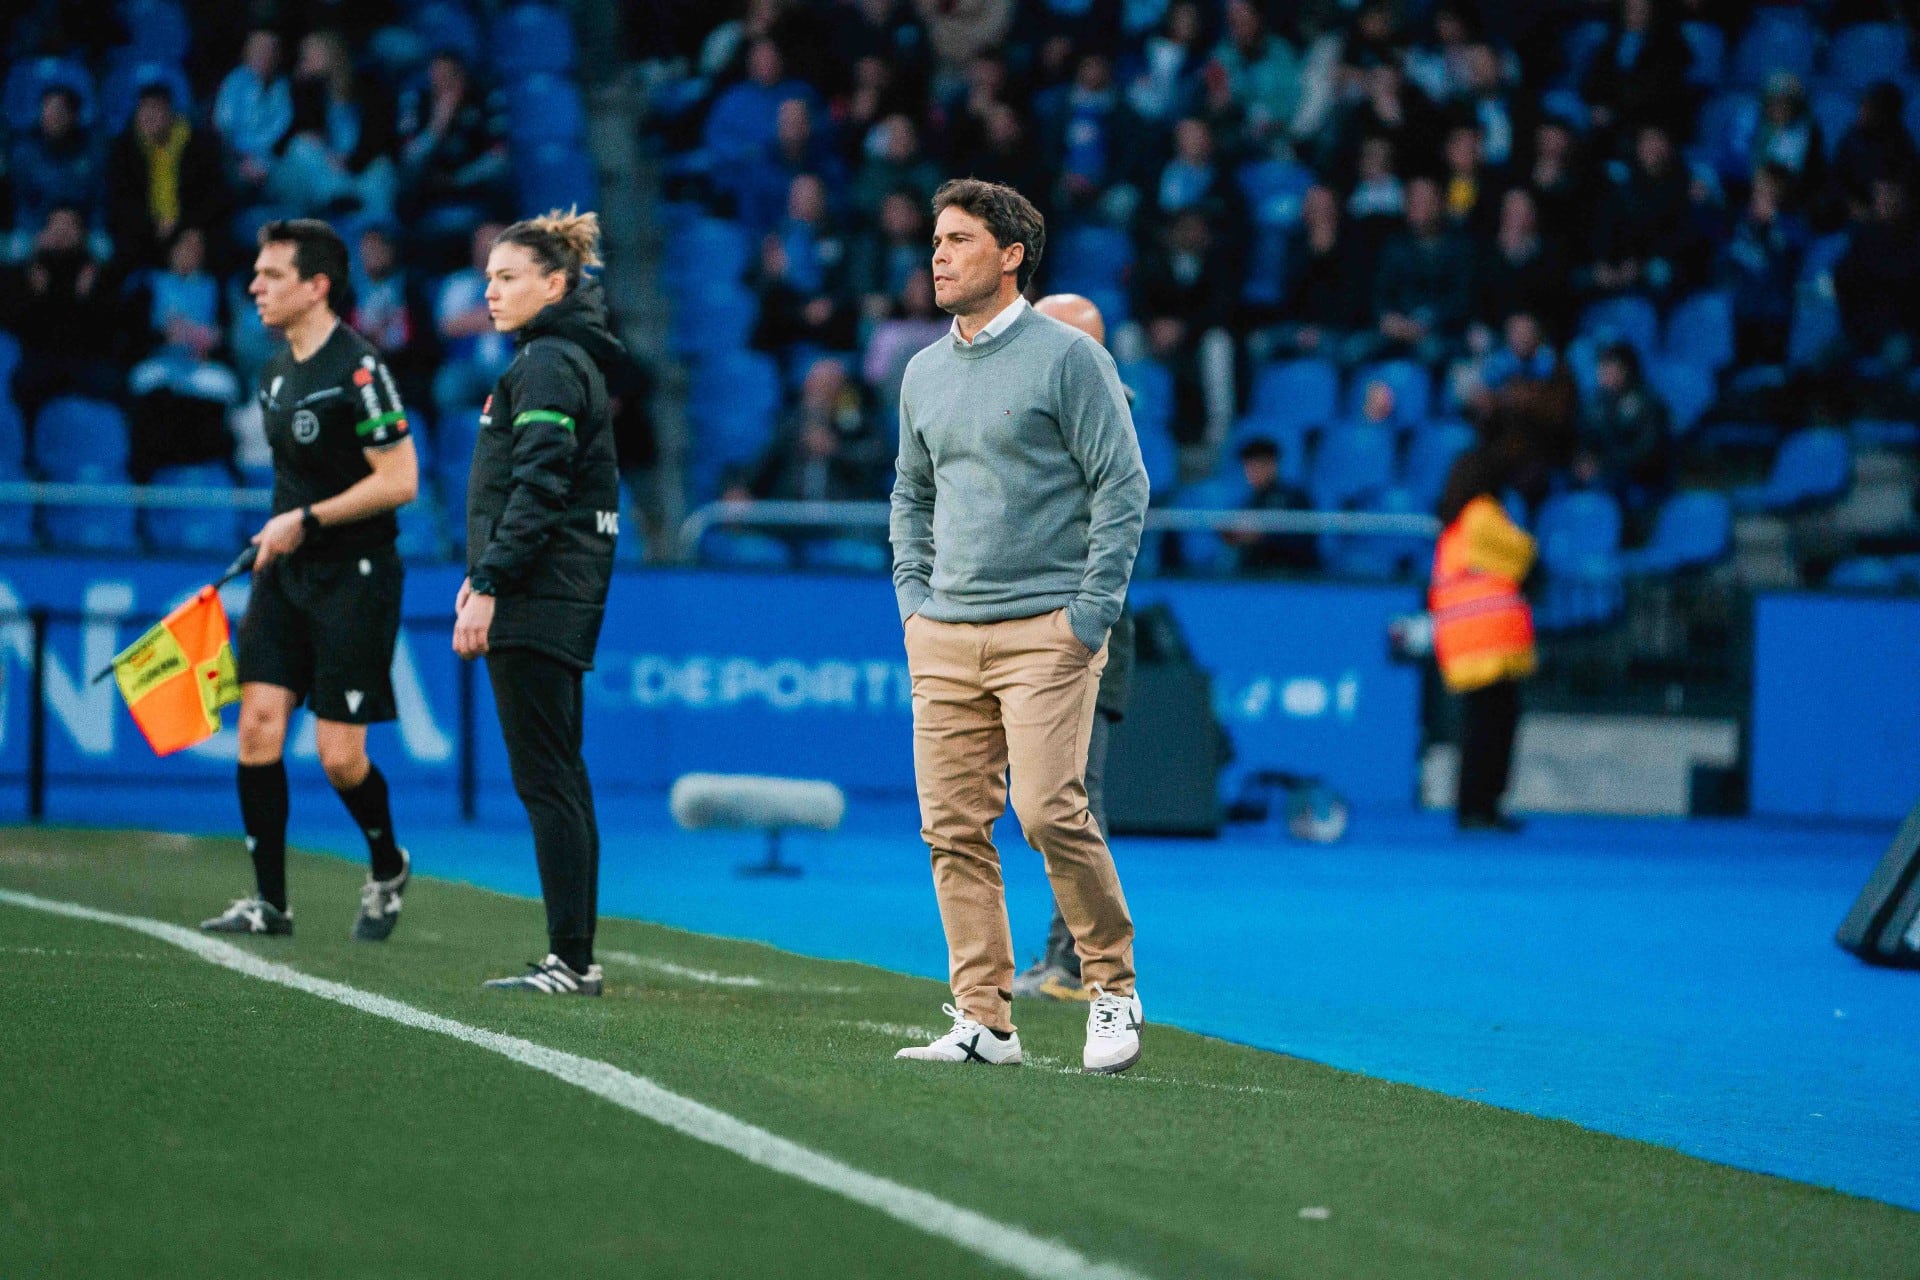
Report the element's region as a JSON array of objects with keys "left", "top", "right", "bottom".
[{"left": 466, "top": 280, "right": 624, "bottom": 670}]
